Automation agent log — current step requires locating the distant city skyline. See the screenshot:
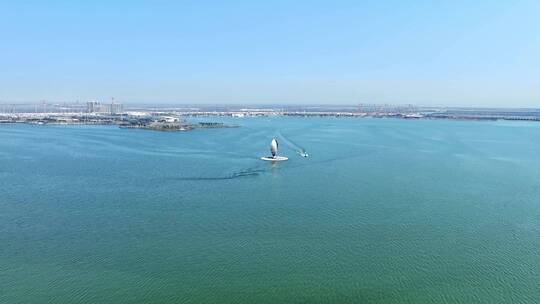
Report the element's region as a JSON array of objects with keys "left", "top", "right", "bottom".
[{"left": 1, "top": 1, "right": 539, "bottom": 107}]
